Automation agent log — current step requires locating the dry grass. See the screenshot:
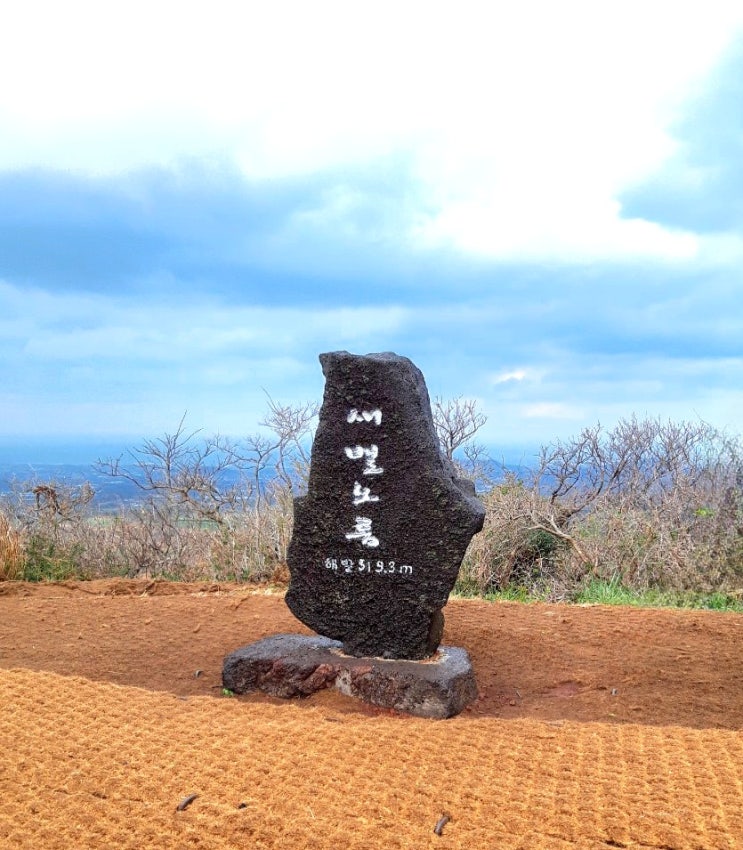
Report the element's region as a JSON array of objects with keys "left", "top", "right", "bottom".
[{"left": 0, "top": 512, "right": 24, "bottom": 581}]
